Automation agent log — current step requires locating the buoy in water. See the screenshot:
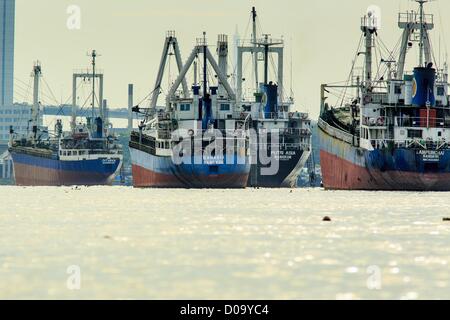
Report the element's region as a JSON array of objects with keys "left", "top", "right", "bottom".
[{"left": 323, "top": 216, "right": 332, "bottom": 222}]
